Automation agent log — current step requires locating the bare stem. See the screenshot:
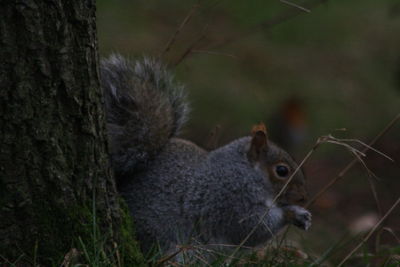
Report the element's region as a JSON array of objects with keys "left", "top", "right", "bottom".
[
  {"left": 338, "top": 196, "right": 400, "bottom": 267},
  {"left": 206, "top": 0, "right": 328, "bottom": 50},
  {"left": 279, "top": 0, "right": 311, "bottom": 12},
  {"left": 306, "top": 113, "right": 400, "bottom": 208},
  {"left": 160, "top": 3, "right": 200, "bottom": 58}
]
